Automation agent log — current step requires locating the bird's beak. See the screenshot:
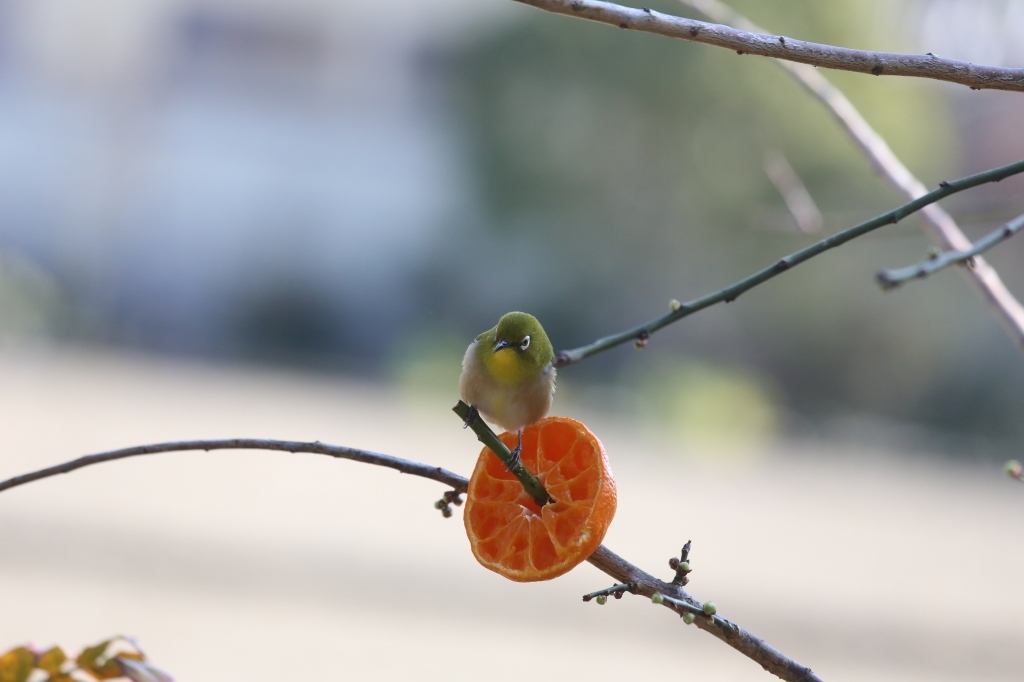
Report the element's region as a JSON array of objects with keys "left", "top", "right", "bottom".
[{"left": 493, "top": 339, "right": 511, "bottom": 353}]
